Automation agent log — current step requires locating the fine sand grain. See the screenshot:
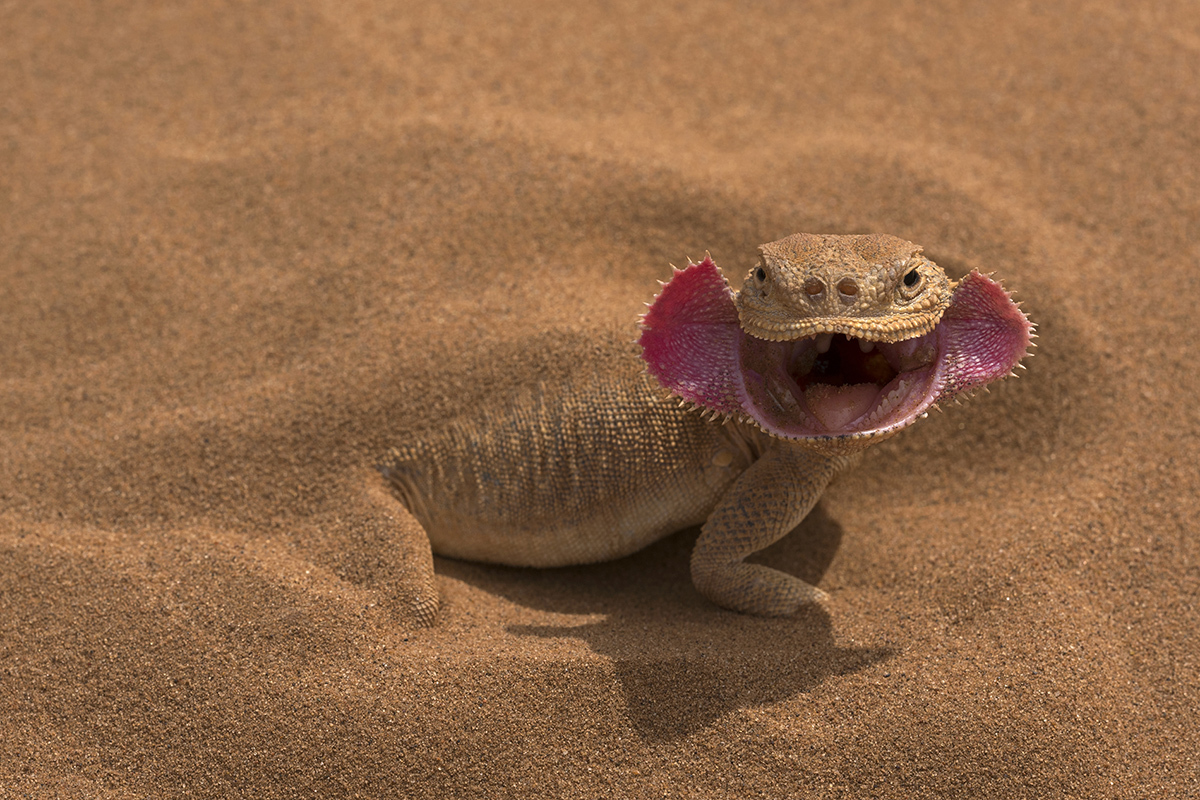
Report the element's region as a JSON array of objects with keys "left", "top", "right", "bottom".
[{"left": 2, "top": 1, "right": 1197, "bottom": 797}]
